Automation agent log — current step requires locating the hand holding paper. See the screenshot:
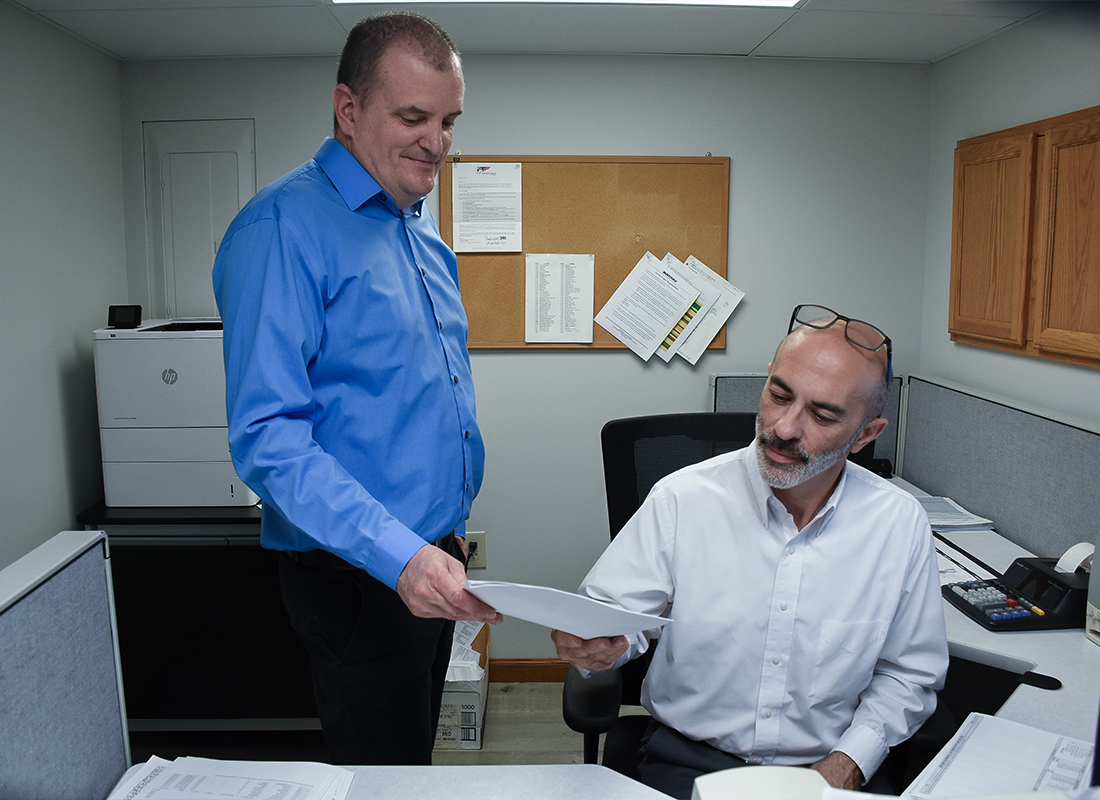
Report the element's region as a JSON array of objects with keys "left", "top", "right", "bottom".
[{"left": 464, "top": 579, "right": 670, "bottom": 639}]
